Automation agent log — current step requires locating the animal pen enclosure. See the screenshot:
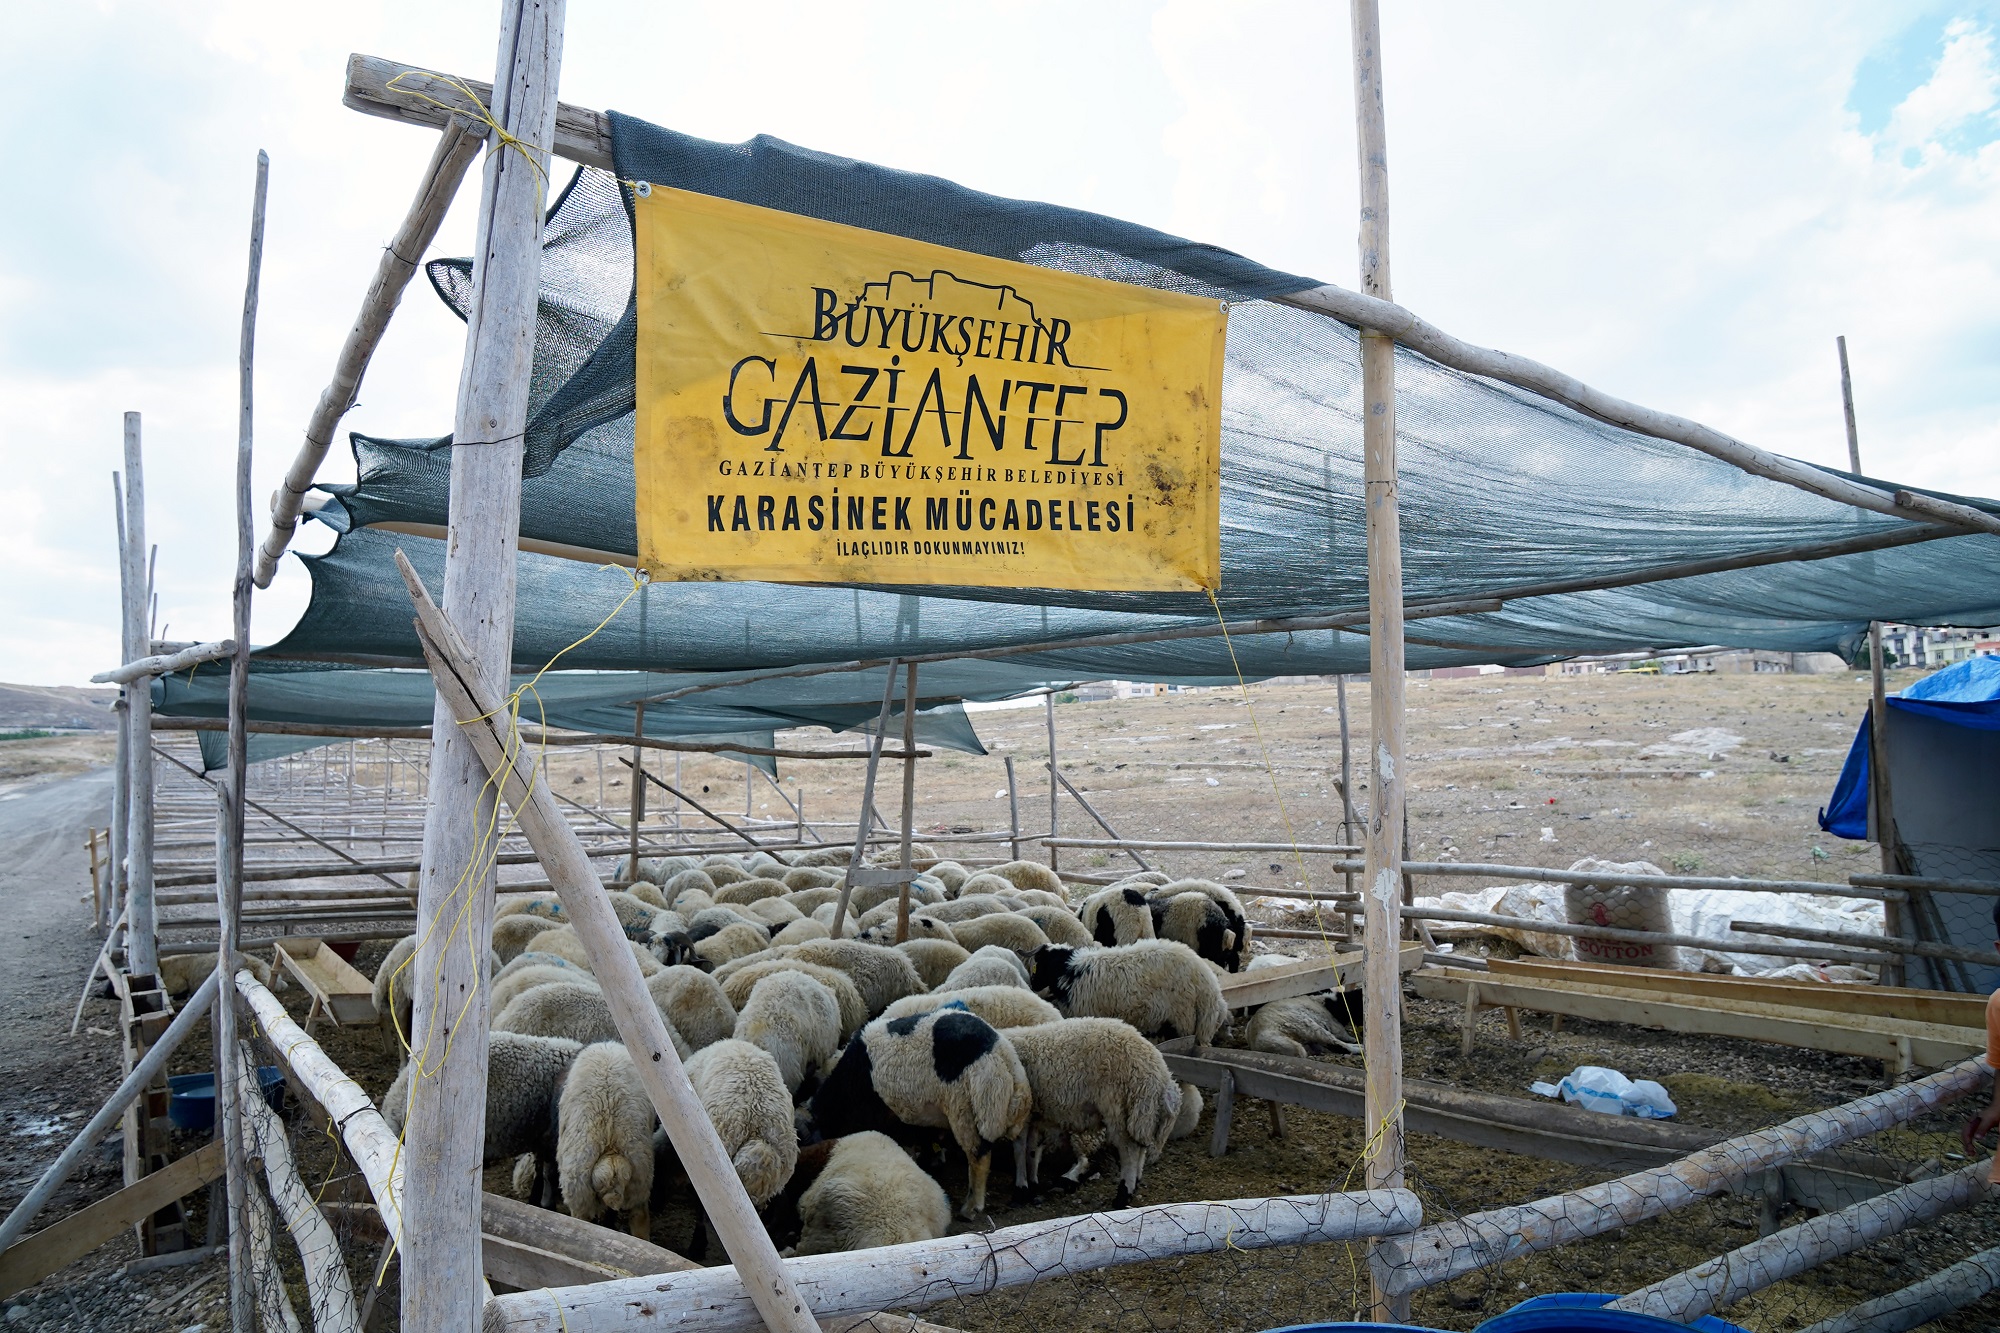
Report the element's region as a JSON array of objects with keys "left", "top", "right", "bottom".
[{"left": 24, "top": 1, "right": 2000, "bottom": 1330}]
